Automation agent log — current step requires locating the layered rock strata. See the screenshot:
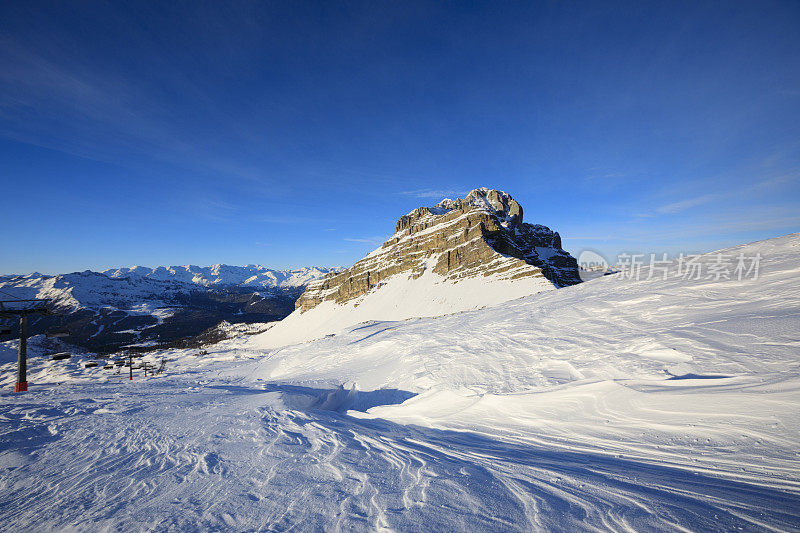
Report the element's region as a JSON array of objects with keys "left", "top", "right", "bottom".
[{"left": 296, "top": 188, "right": 581, "bottom": 312}]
